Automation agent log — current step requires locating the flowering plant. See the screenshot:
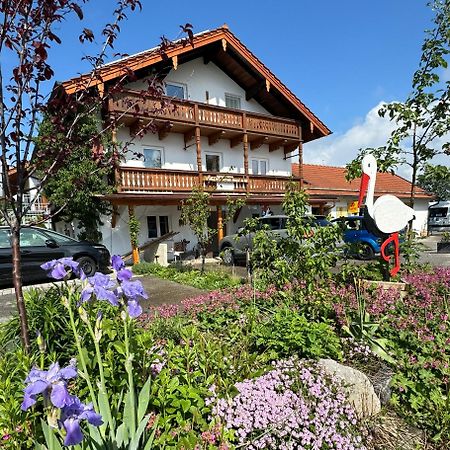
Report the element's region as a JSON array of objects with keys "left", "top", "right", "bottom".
[
  {"left": 25, "top": 256, "right": 157, "bottom": 449},
  {"left": 211, "top": 358, "right": 365, "bottom": 449}
]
